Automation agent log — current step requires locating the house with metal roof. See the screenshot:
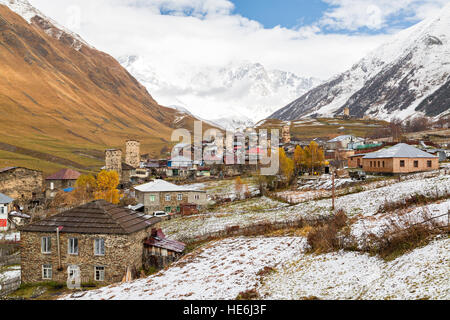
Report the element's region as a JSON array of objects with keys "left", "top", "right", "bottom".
[
  {"left": 362, "top": 143, "right": 439, "bottom": 174},
  {"left": 45, "top": 168, "right": 81, "bottom": 199},
  {"left": 0, "top": 193, "right": 14, "bottom": 232},
  {"left": 143, "top": 228, "right": 186, "bottom": 269},
  {"left": 134, "top": 180, "right": 207, "bottom": 214},
  {"left": 19, "top": 200, "right": 161, "bottom": 284}
]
